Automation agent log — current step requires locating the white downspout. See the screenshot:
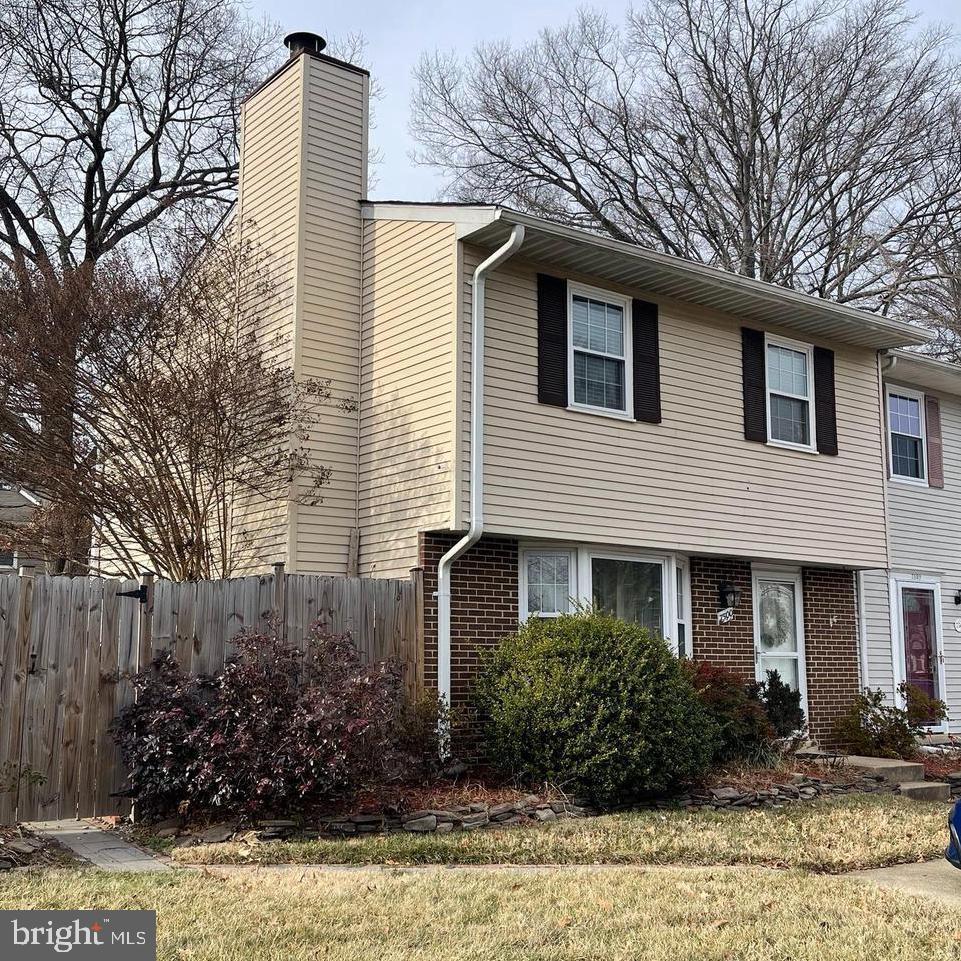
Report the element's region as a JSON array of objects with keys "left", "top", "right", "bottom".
[{"left": 437, "top": 224, "right": 526, "bottom": 708}]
